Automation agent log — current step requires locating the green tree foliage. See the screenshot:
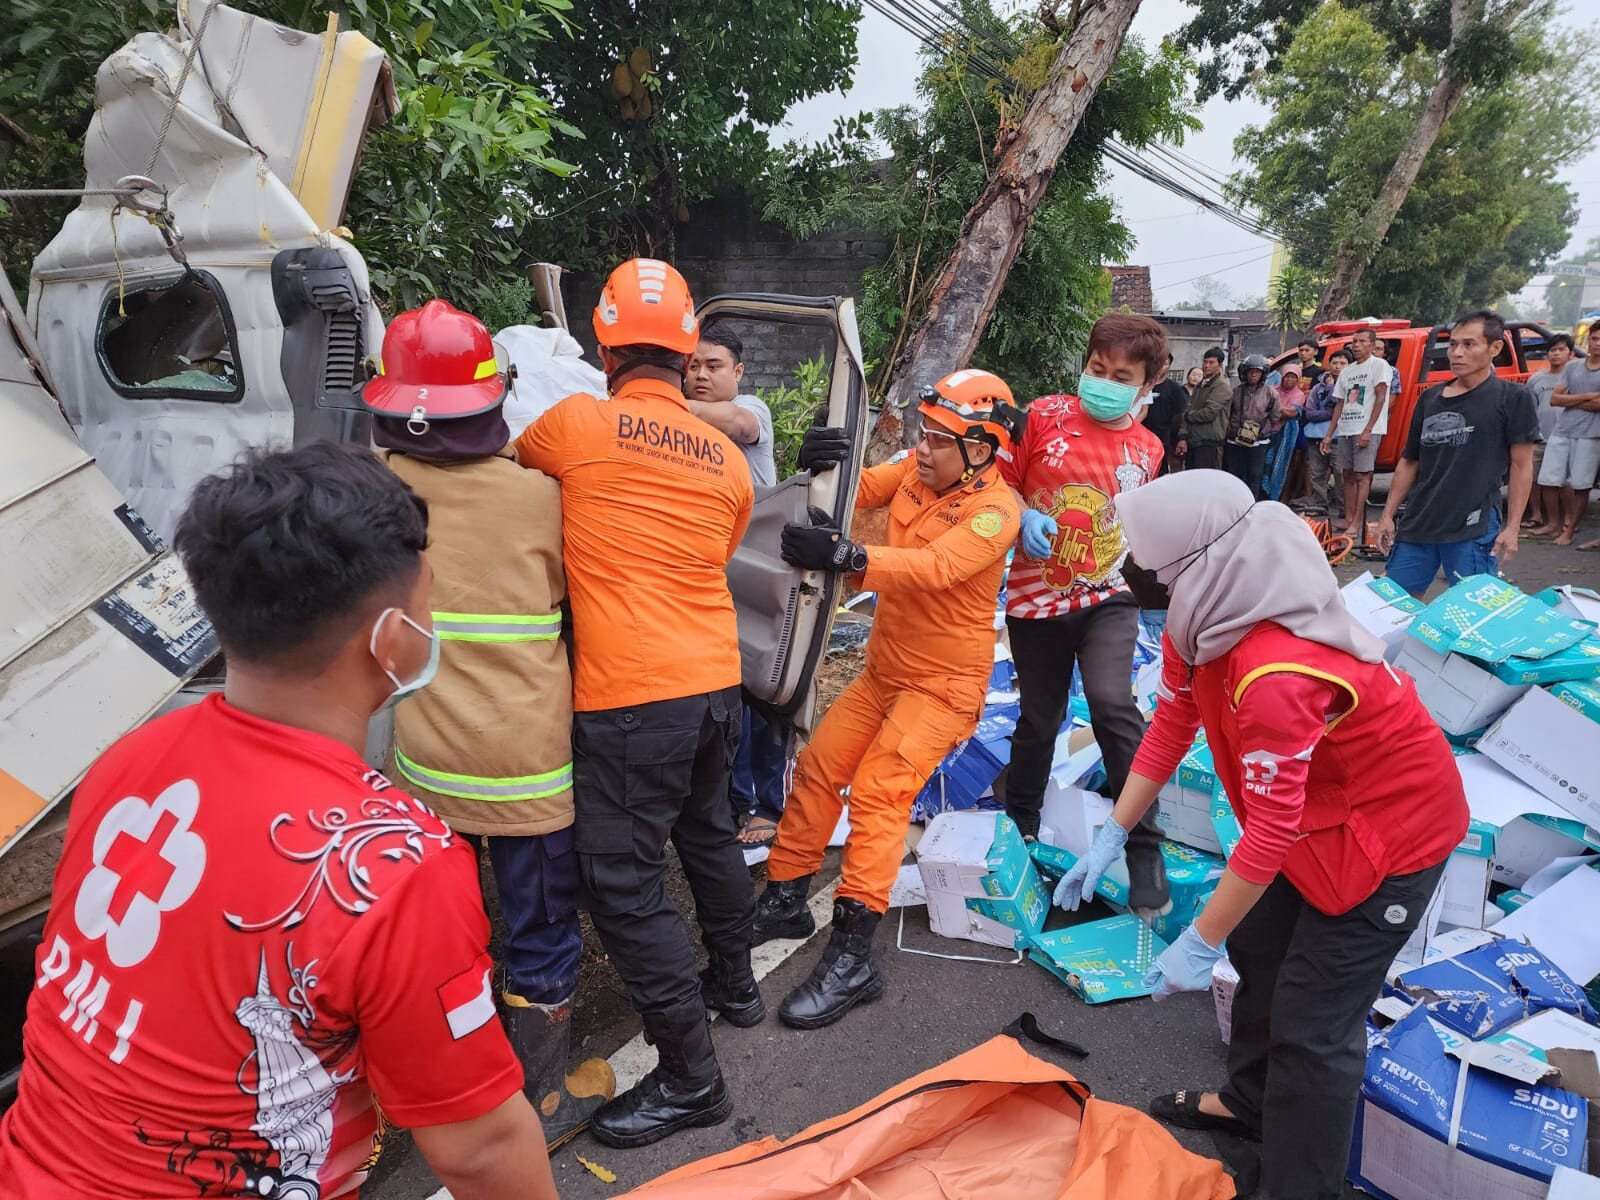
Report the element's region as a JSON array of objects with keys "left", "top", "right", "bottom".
[
  {"left": 1228, "top": 2, "right": 1595, "bottom": 323},
  {"left": 1545, "top": 237, "right": 1600, "bottom": 330},
  {"left": 1268, "top": 262, "right": 1320, "bottom": 341},
  {"left": 1176, "top": 0, "right": 1537, "bottom": 102},
  {"left": 0, "top": 0, "right": 858, "bottom": 311},
  {"left": 763, "top": 2, "right": 1195, "bottom": 402}
]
